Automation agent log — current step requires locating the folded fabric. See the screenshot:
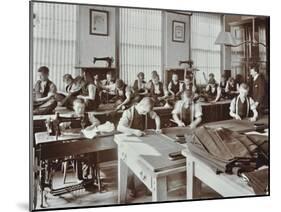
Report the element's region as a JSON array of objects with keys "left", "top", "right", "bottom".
[{"left": 187, "top": 126, "right": 262, "bottom": 174}]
